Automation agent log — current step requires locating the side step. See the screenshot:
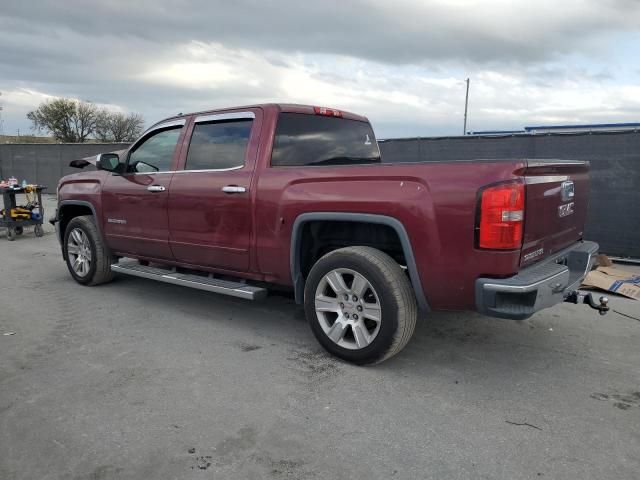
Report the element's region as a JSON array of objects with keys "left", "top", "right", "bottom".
[{"left": 111, "top": 260, "right": 267, "bottom": 300}]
